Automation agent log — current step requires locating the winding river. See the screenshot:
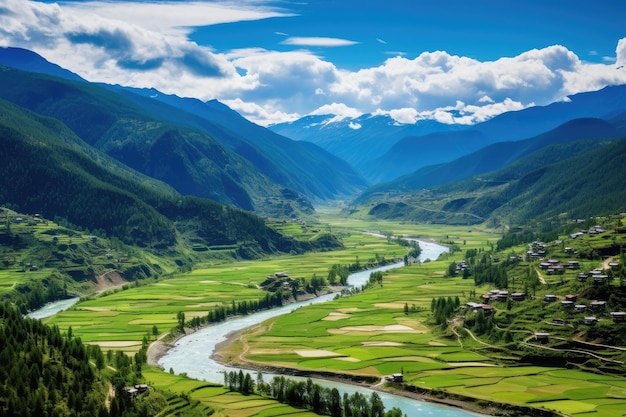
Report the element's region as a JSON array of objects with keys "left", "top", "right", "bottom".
[{"left": 159, "top": 239, "right": 485, "bottom": 417}]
